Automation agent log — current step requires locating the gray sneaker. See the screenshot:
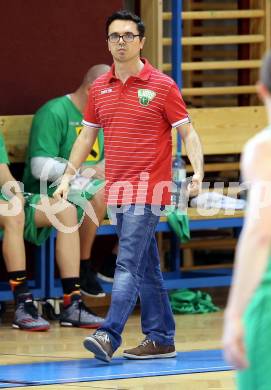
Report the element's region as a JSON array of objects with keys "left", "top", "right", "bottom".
[
  {"left": 60, "top": 294, "right": 104, "bottom": 328},
  {"left": 13, "top": 293, "right": 50, "bottom": 331},
  {"left": 84, "top": 330, "right": 114, "bottom": 362}
]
